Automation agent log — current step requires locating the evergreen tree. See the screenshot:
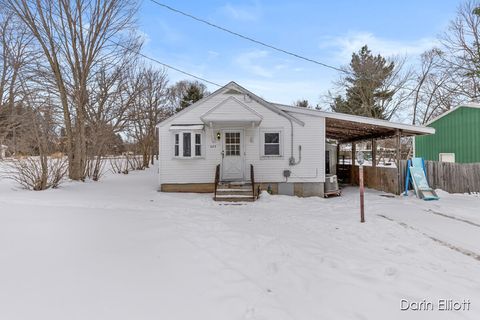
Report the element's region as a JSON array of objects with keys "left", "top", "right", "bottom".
[
  {"left": 294, "top": 99, "right": 309, "bottom": 108},
  {"left": 179, "top": 84, "right": 204, "bottom": 111},
  {"left": 331, "top": 45, "right": 395, "bottom": 119}
]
